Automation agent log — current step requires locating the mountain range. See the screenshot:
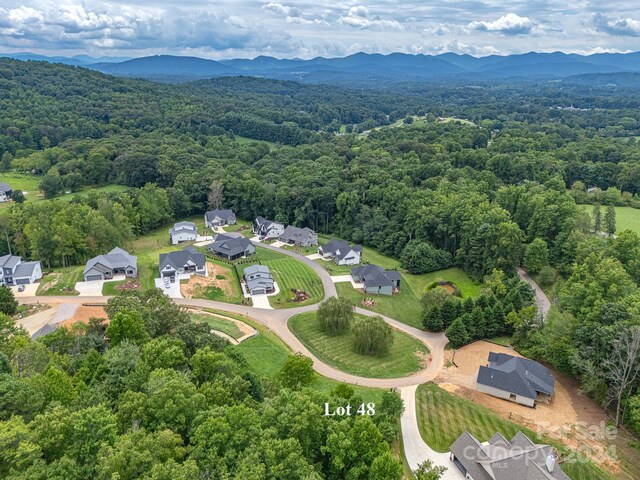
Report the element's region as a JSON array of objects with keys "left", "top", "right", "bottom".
[{"left": 3, "top": 51, "right": 640, "bottom": 85}]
